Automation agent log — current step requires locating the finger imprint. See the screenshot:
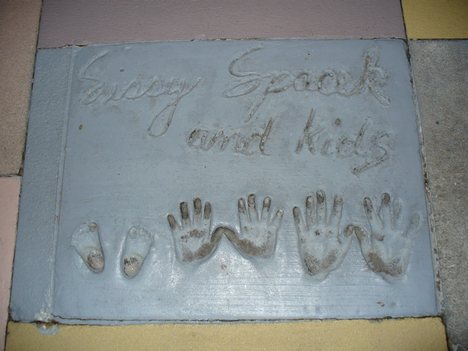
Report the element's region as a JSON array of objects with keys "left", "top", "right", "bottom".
[
  {"left": 306, "top": 195, "right": 315, "bottom": 226},
  {"left": 238, "top": 198, "right": 246, "bottom": 212},
  {"left": 203, "top": 201, "right": 212, "bottom": 220},
  {"left": 180, "top": 202, "right": 190, "bottom": 226},
  {"left": 238, "top": 198, "right": 249, "bottom": 232},
  {"left": 167, "top": 214, "right": 178, "bottom": 230},
  {"left": 261, "top": 196, "right": 271, "bottom": 221},
  {"left": 363, "top": 197, "right": 383, "bottom": 231},
  {"left": 316, "top": 190, "right": 327, "bottom": 224},
  {"left": 392, "top": 198, "right": 402, "bottom": 228},
  {"left": 193, "top": 197, "right": 202, "bottom": 223},
  {"left": 379, "top": 193, "right": 392, "bottom": 228},
  {"left": 270, "top": 208, "right": 284, "bottom": 228},
  {"left": 329, "top": 195, "right": 343, "bottom": 227},
  {"left": 344, "top": 224, "right": 354, "bottom": 237},
  {"left": 293, "top": 206, "right": 306, "bottom": 235},
  {"left": 248, "top": 193, "right": 258, "bottom": 221}
]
